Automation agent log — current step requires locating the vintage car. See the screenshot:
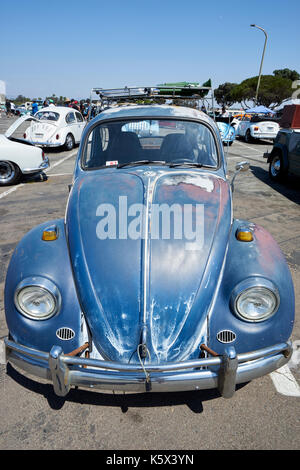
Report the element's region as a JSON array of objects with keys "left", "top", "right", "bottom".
[
  {"left": 0, "top": 114, "right": 49, "bottom": 185},
  {"left": 264, "top": 128, "right": 300, "bottom": 181},
  {"left": 23, "top": 106, "right": 86, "bottom": 150},
  {"left": 216, "top": 117, "right": 236, "bottom": 145},
  {"left": 237, "top": 115, "right": 280, "bottom": 143},
  {"left": 0, "top": 99, "right": 294, "bottom": 399},
  {"left": 15, "top": 101, "right": 33, "bottom": 116}
]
